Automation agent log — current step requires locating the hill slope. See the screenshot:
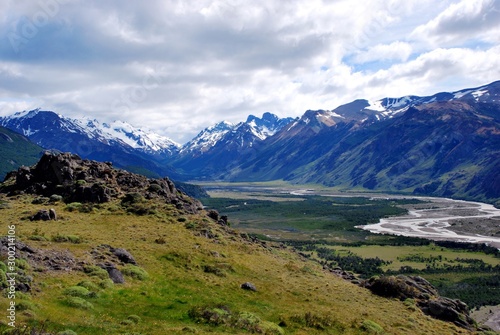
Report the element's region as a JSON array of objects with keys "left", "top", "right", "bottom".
[
  {"left": 0, "top": 153, "right": 478, "bottom": 334},
  {"left": 0, "top": 126, "right": 43, "bottom": 180}
]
